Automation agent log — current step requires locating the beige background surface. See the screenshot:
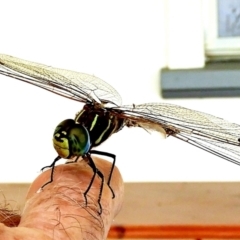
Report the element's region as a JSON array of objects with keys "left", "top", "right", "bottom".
[{"left": 1, "top": 182, "right": 240, "bottom": 225}]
